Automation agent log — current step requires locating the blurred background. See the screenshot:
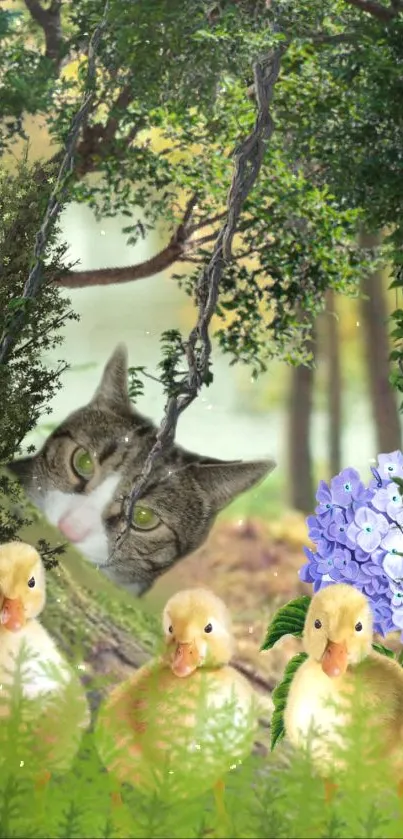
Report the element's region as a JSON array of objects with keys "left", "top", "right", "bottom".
[
  {"left": 14, "top": 193, "right": 400, "bottom": 687},
  {"left": 26, "top": 199, "right": 400, "bottom": 512},
  {"left": 7, "top": 96, "right": 401, "bottom": 687}
]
